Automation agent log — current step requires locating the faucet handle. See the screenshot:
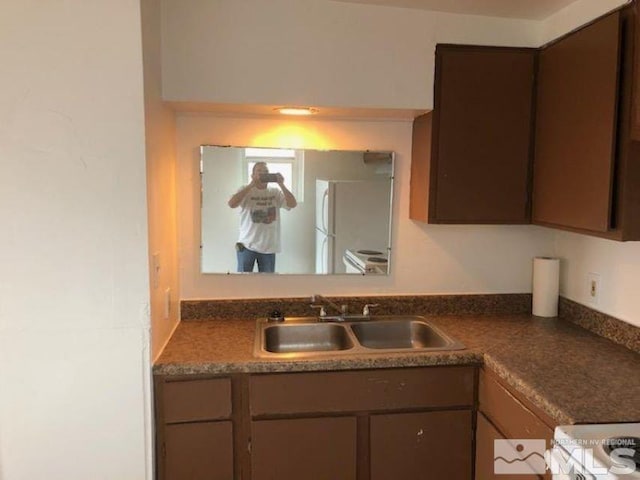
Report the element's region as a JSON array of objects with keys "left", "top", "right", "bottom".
[
  {"left": 310, "top": 304, "right": 327, "bottom": 317},
  {"left": 362, "top": 304, "right": 380, "bottom": 316}
]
